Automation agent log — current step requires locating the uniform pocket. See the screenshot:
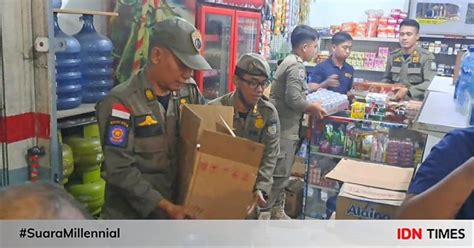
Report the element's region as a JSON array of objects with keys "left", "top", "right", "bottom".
[
  {"left": 390, "top": 66, "right": 401, "bottom": 82},
  {"left": 133, "top": 136, "right": 169, "bottom": 173},
  {"left": 407, "top": 67, "right": 423, "bottom": 84}
]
